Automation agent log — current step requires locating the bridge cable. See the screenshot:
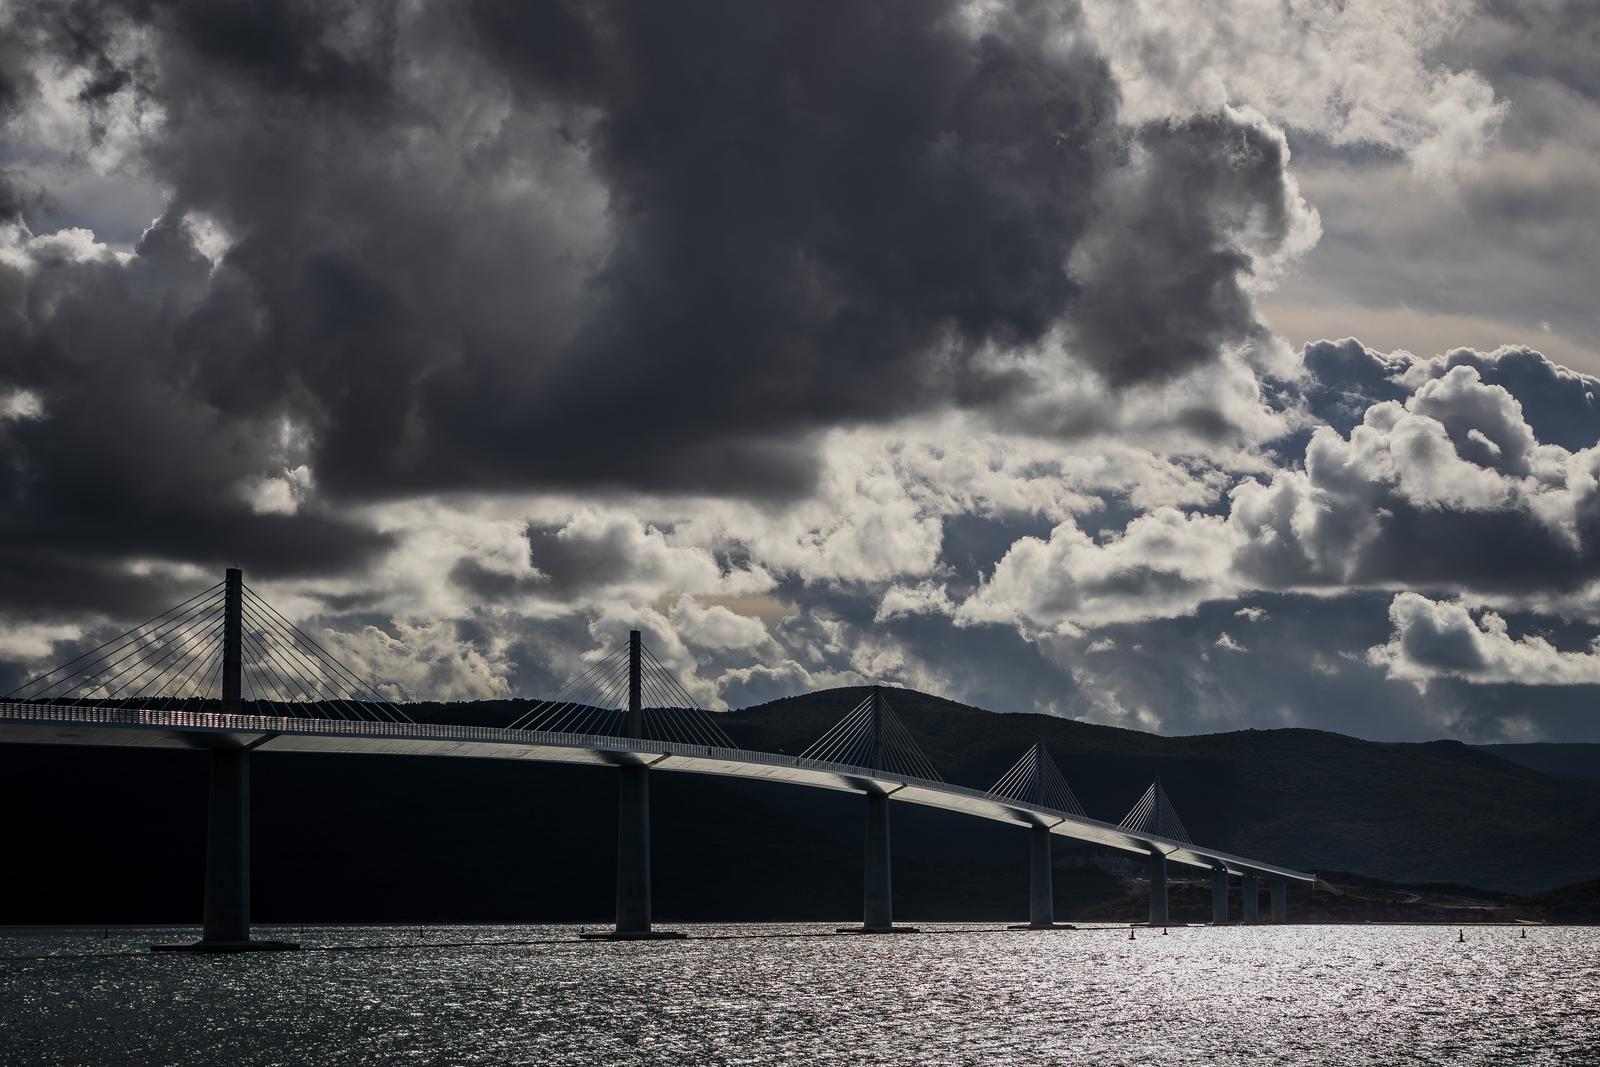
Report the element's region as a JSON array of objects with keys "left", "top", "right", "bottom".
[
  {"left": 640, "top": 646, "right": 738, "bottom": 748},
  {"left": 241, "top": 589, "right": 409, "bottom": 722},
  {"left": 64, "top": 597, "right": 223, "bottom": 705},
  {"left": 9, "top": 588, "right": 225, "bottom": 703},
  {"left": 239, "top": 601, "right": 354, "bottom": 716},
  {"left": 988, "top": 742, "right": 1086, "bottom": 817},
  {"left": 241, "top": 585, "right": 412, "bottom": 722},
  {"left": 238, "top": 603, "right": 369, "bottom": 721},
  {"left": 1118, "top": 780, "right": 1193, "bottom": 844},
  {"left": 238, "top": 627, "right": 342, "bottom": 719},
  {"left": 1, "top": 581, "right": 225, "bottom": 700},
  {"left": 539, "top": 660, "right": 627, "bottom": 734},
  {"left": 240, "top": 593, "right": 409, "bottom": 721},
  {"left": 148, "top": 627, "right": 229, "bottom": 714},
  {"left": 100, "top": 613, "right": 224, "bottom": 703},
  {"left": 506, "top": 645, "right": 629, "bottom": 732},
  {"left": 240, "top": 620, "right": 353, "bottom": 723},
  {"left": 66, "top": 590, "right": 226, "bottom": 702},
  {"left": 799, "top": 694, "right": 876, "bottom": 765},
  {"left": 105, "top": 622, "right": 224, "bottom": 709},
  {"left": 876, "top": 692, "right": 943, "bottom": 782}
]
